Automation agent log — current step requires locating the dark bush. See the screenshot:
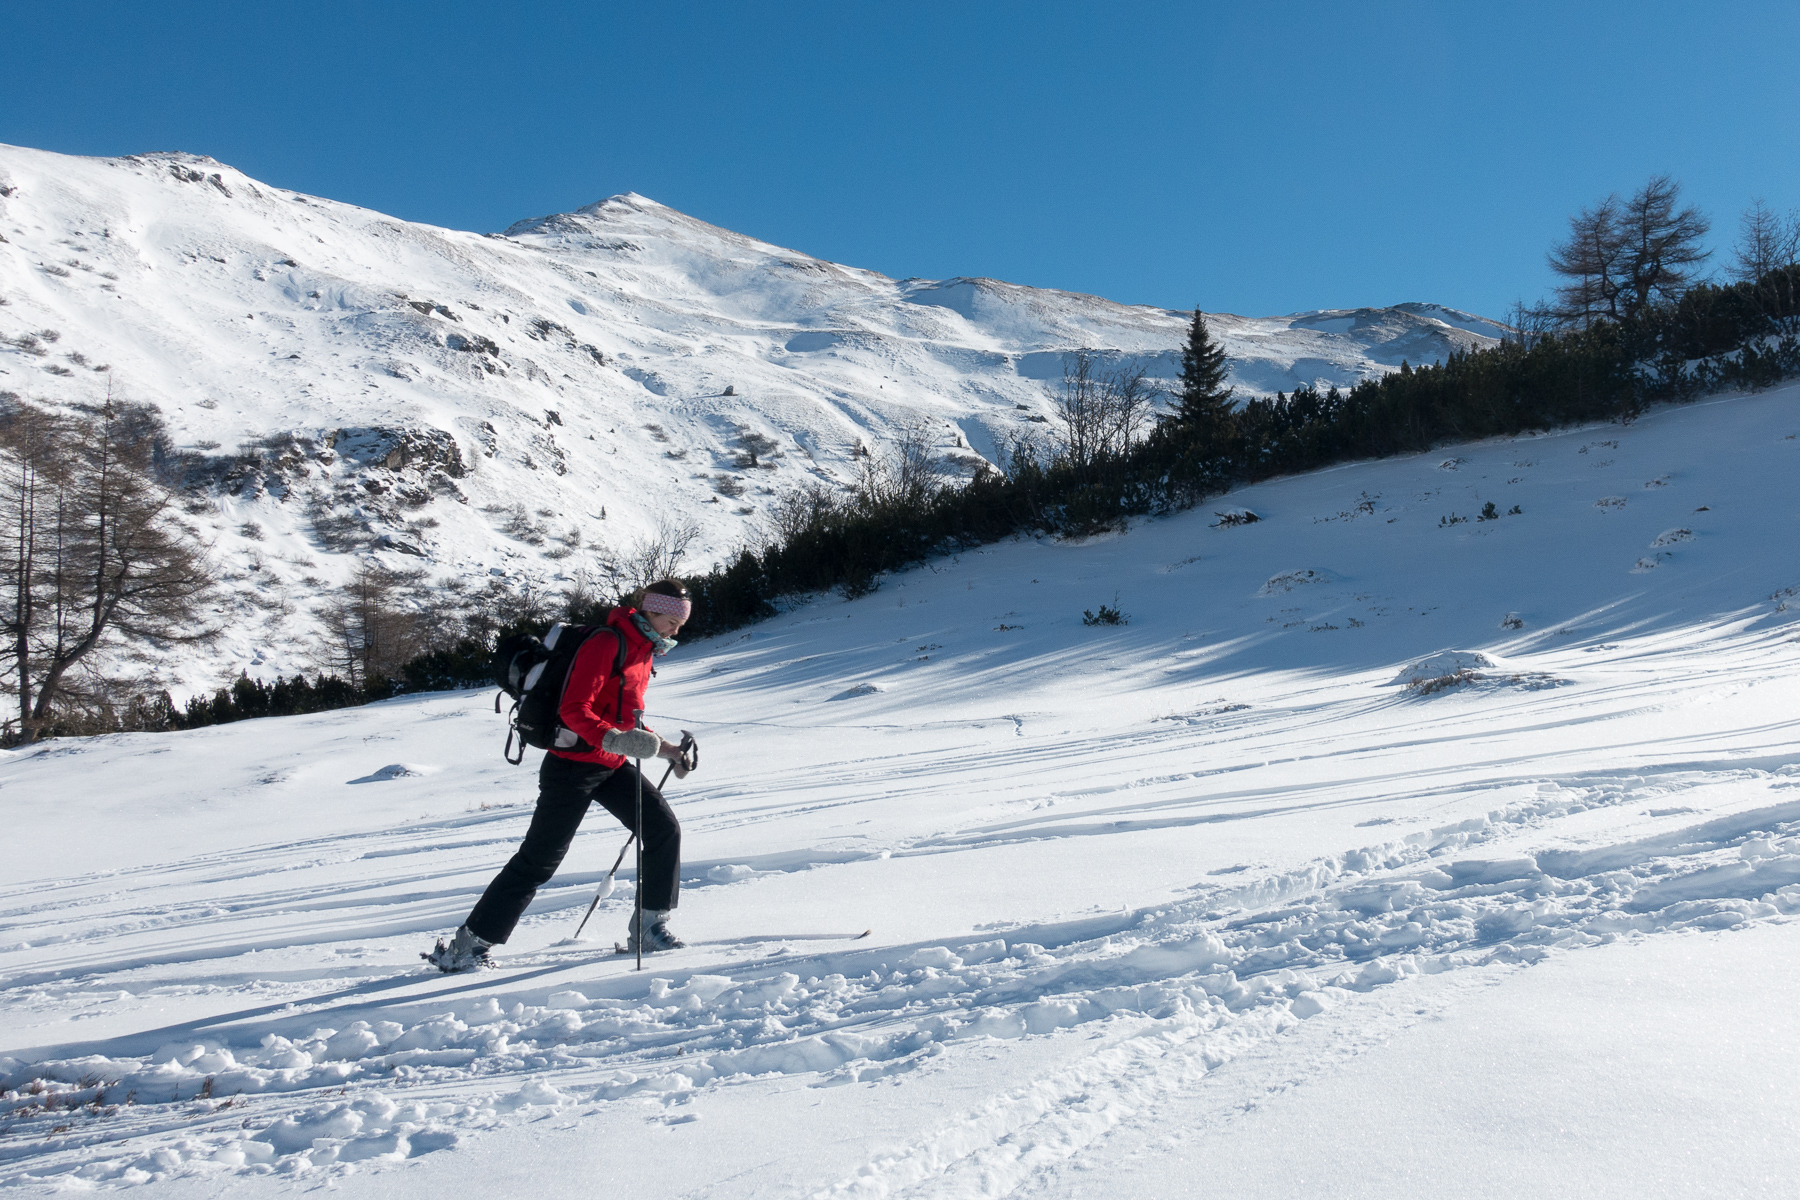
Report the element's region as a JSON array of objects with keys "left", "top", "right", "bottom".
[{"left": 1083, "top": 603, "right": 1127, "bottom": 626}]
